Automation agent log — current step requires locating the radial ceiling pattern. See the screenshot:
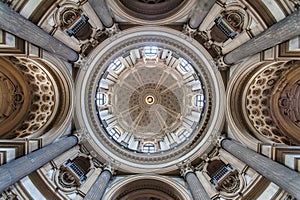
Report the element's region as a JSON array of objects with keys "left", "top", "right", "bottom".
[
  {"left": 1, "top": 0, "right": 300, "bottom": 199},
  {"left": 96, "top": 46, "right": 206, "bottom": 154},
  {"left": 76, "top": 27, "right": 225, "bottom": 172}
]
